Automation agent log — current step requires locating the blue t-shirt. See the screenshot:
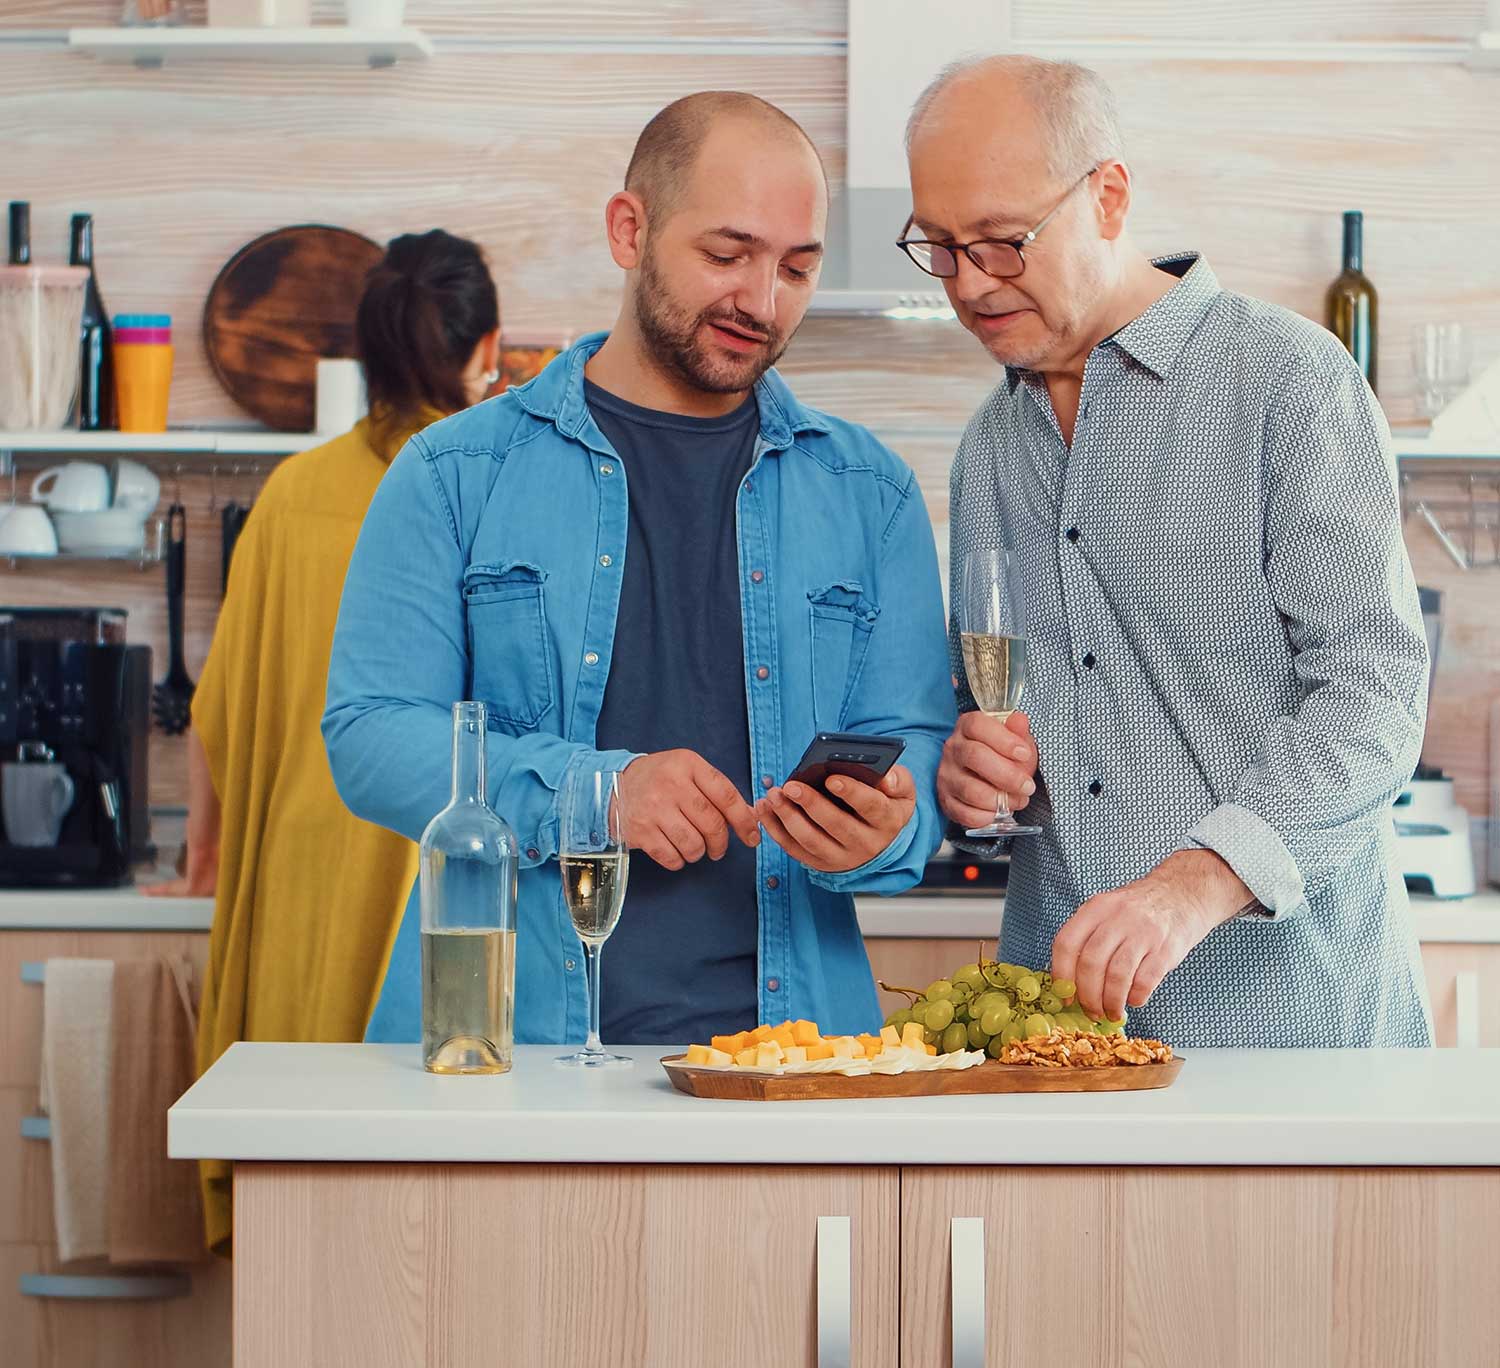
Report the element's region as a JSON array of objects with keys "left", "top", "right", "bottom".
[{"left": 585, "top": 379, "right": 760, "bottom": 1044}]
